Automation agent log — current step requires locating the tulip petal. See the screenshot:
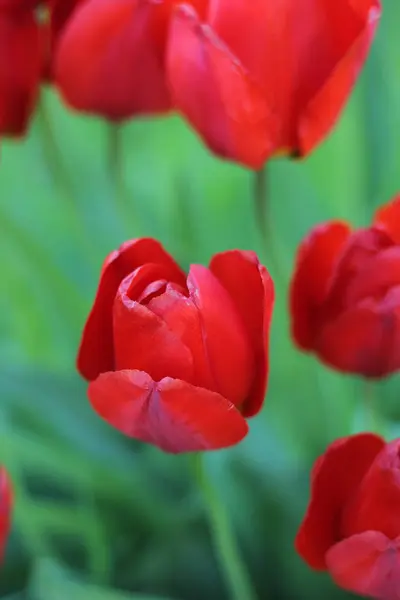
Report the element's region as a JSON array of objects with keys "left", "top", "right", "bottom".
[
  {"left": 340, "top": 439, "right": 400, "bottom": 540},
  {"left": 298, "top": 0, "right": 381, "bottom": 154},
  {"left": 316, "top": 297, "right": 400, "bottom": 377},
  {"left": 0, "top": 11, "right": 41, "bottom": 135},
  {"left": 0, "top": 468, "right": 12, "bottom": 563},
  {"left": 210, "top": 250, "right": 274, "bottom": 417},
  {"left": 187, "top": 265, "right": 255, "bottom": 407},
  {"left": 295, "top": 433, "right": 384, "bottom": 569},
  {"left": 345, "top": 247, "right": 400, "bottom": 307},
  {"left": 88, "top": 370, "right": 248, "bottom": 452},
  {"left": 374, "top": 195, "right": 400, "bottom": 245},
  {"left": 148, "top": 286, "right": 216, "bottom": 391},
  {"left": 326, "top": 532, "right": 400, "bottom": 600},
  {"left": 290, "top": 222, "right": 351, "bottom": 350},
  {"left": 55, "top": 0, "right": 172, "bottom": 119},
  {"left": 167, "top": 4, "right": 278, "bottom": 168},
  {"left": 113, "top": 270, "right": 193, "bottom": 380},
  {"left": 77, "top": 238, "right": 186, "bottom": 381}
]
